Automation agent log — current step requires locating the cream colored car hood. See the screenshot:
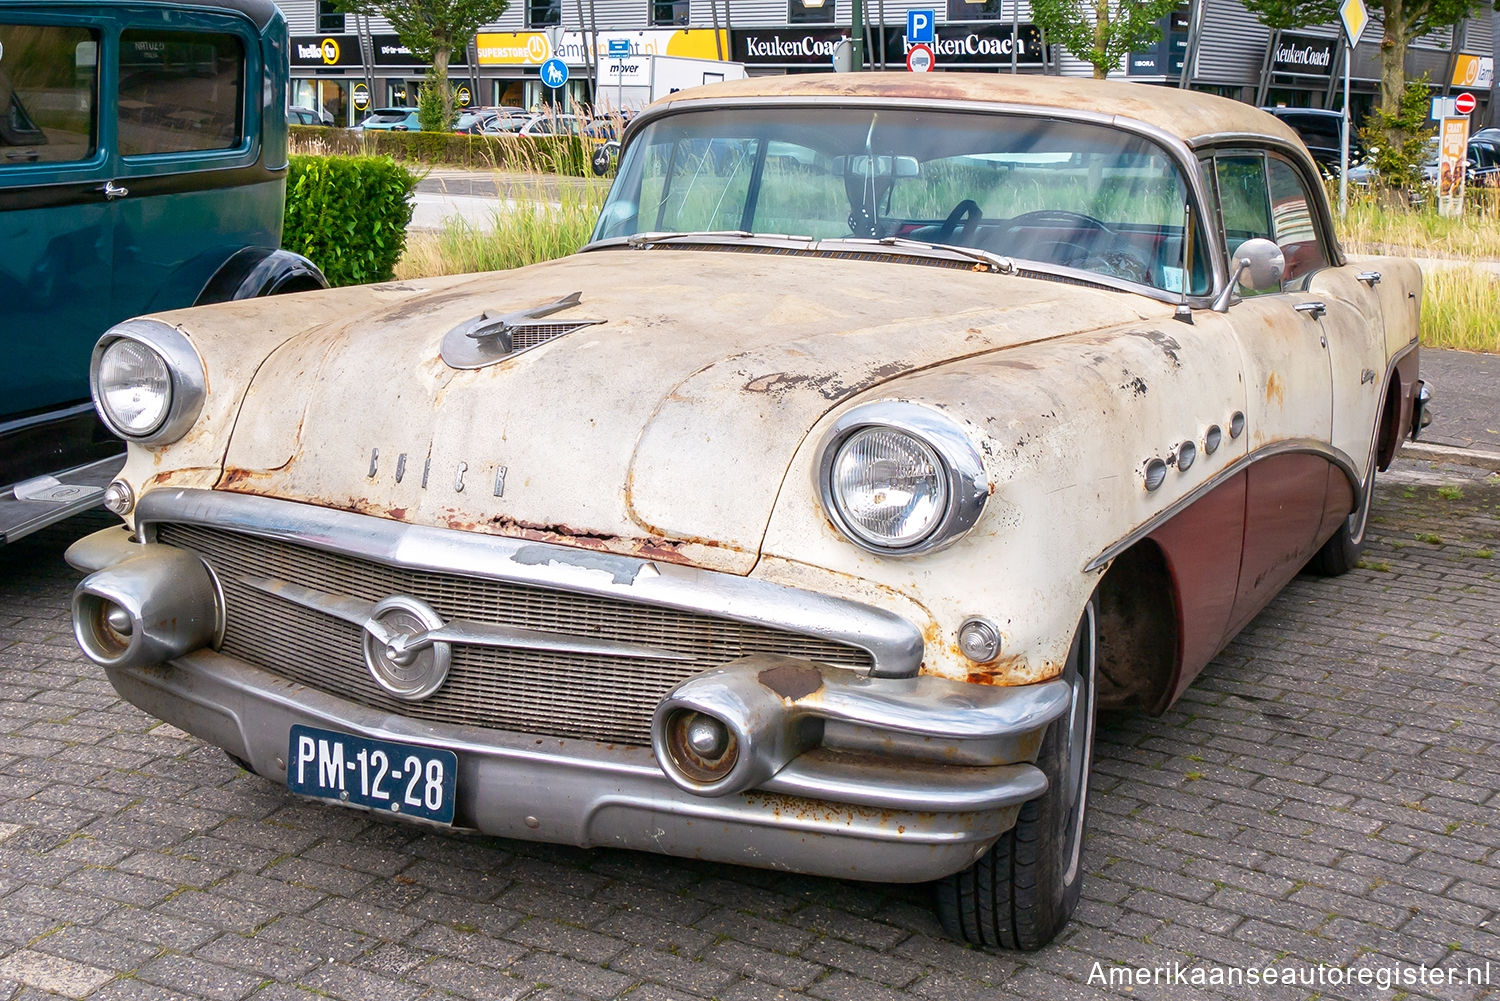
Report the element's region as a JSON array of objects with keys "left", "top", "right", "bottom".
[{"left": 220, "top": 249, "right": 1167, "bottom": 573}]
